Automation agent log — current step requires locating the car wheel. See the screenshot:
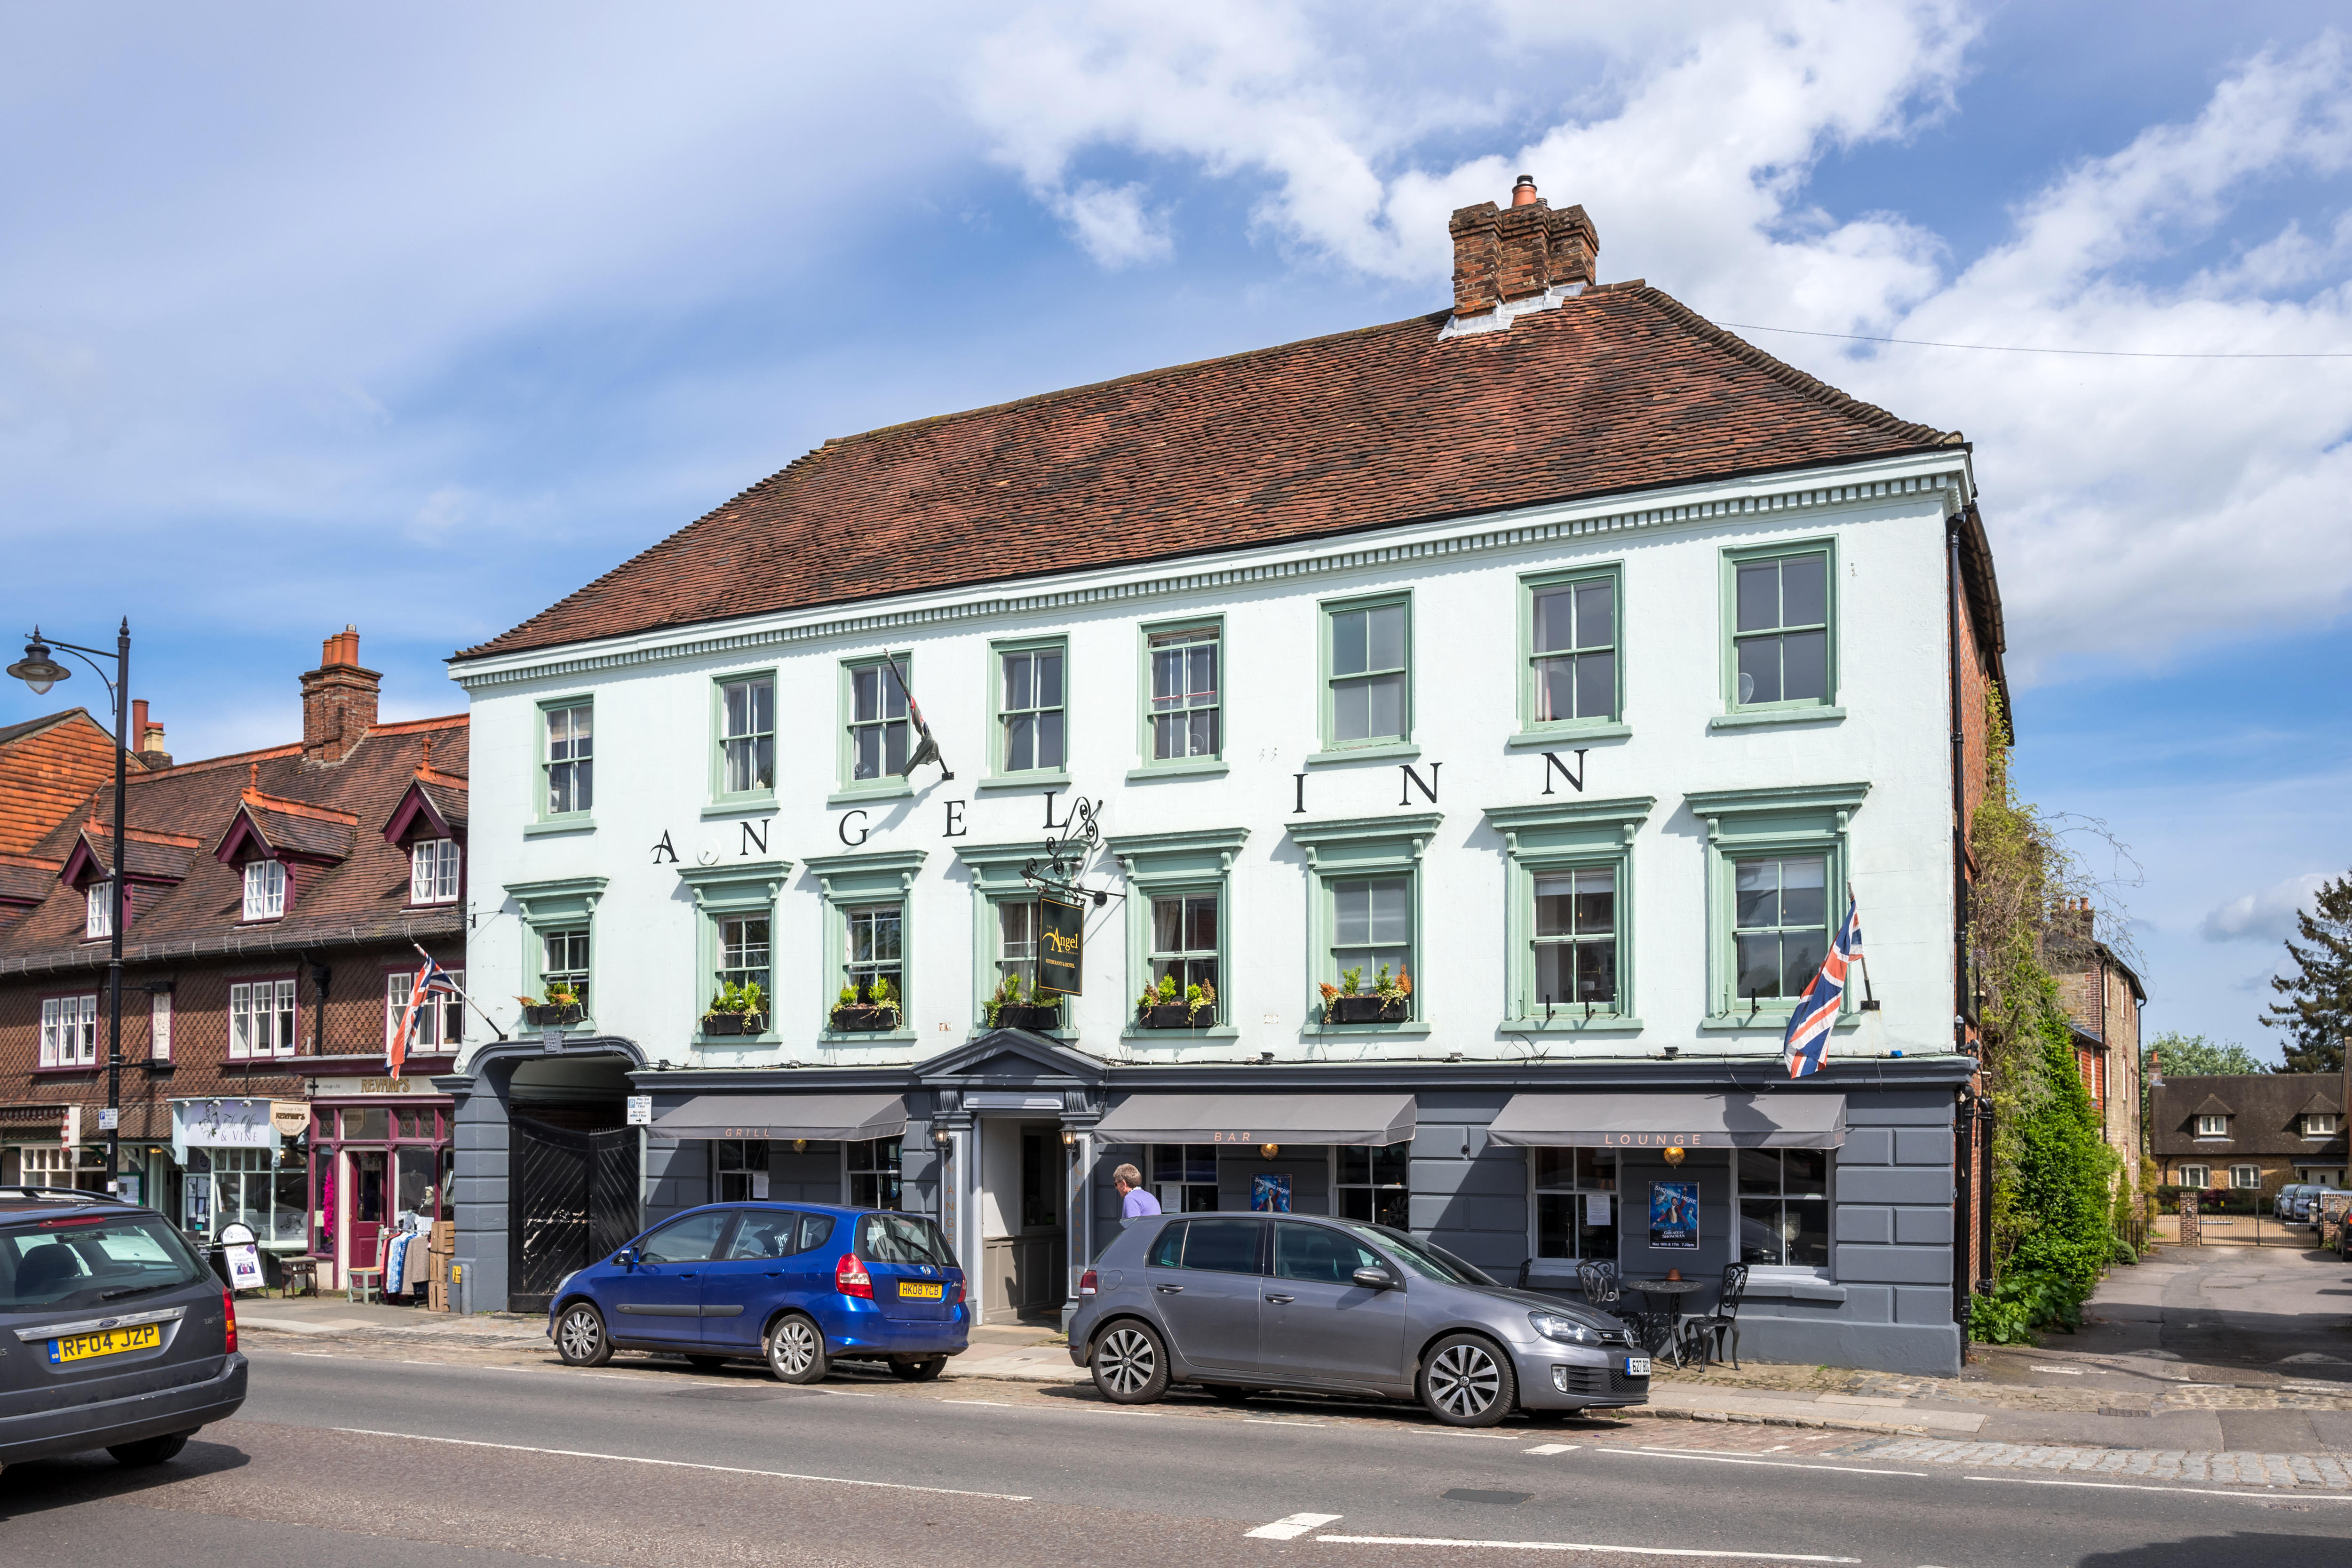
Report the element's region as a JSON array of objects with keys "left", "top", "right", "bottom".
[
  {"left": 108, "top": 1431, "right": 192, "bottom": 1467},
  {"left": 1419, "top": 1333, "right": 1516, "bottom": 1428},
  {"left": 1202, "top": 1384, "right": 1259, "bottom": 1404},
  {"left": 767, "top": 1314, "right": 829, "bottom": 1384},
  {"left": 1091, "top": 1321, "right": 1170, "bottom": 1404},
  {"left": 890, "top": 1356, "right": 947, "bottom": 1382},
  {"left": 554, "top": 1303, "right": 613, "bottom": 1367}
]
